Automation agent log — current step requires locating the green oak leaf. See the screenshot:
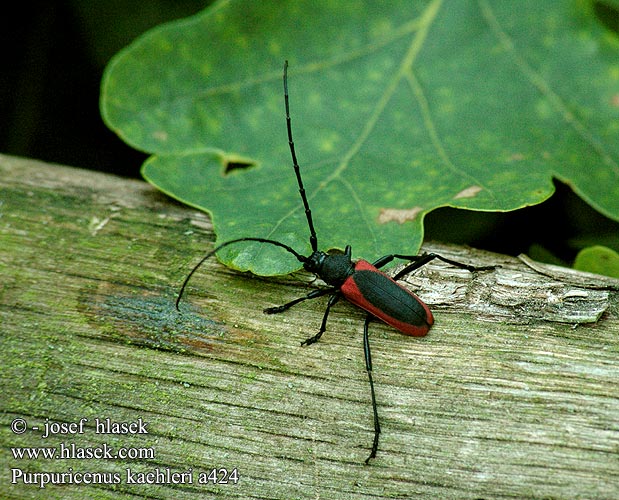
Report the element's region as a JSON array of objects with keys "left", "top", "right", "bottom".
[
  {"left": 101, "top": 0, "right": 619, "bottom": 275},
  {"left": 574, "top": 245, "right": 619, "bottom": 278}
]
